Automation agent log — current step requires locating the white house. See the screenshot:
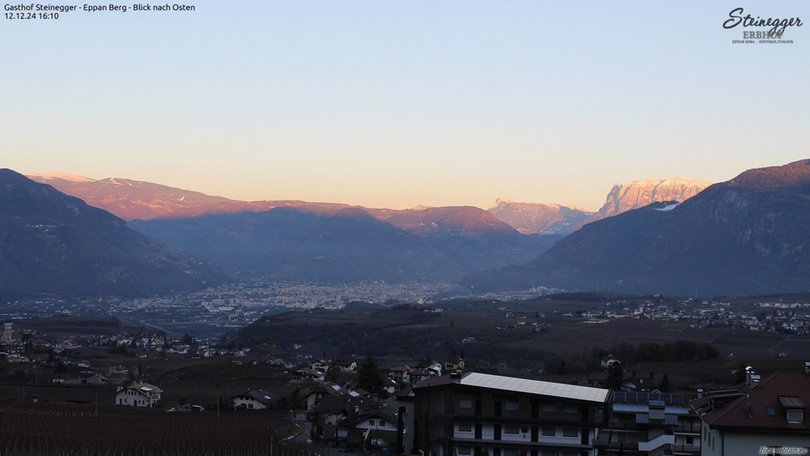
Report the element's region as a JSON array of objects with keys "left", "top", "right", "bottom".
[
  {"left": 338, "top": 411, "right": 399, "bottom": 447},
  {"left": 232, "top": 389, "right": 273, "bottom": 410},
  {"left": 116, "top": 381, "right": 162, "bottom": 407}
]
